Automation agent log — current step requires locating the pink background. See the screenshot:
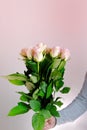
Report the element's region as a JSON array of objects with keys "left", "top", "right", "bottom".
[{"left": 0, "top": 0, "right": 87, "bottom": 130}]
